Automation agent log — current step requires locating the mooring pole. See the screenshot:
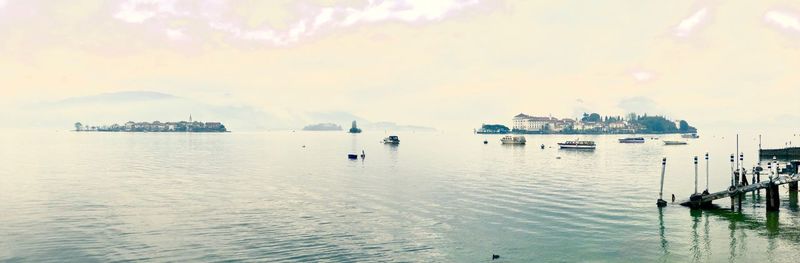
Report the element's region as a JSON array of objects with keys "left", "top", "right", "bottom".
[
  {"left": 694, "top": 156, "right": 699, "bottom": 194},
  {"left": 767, "top": 161, "right": 780, "bottom": 212},
  {"left": 730, "top": 154, "right": 735, "bottom": 188},
  {"left": 730, "top": 154, "right": 736, "bottom": 210},
  {"left": 705, "top": 153, "right": 709, "bottom": 193},
  {"left": 658, "top": 157, "right": 667, "bottom": 207}
]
